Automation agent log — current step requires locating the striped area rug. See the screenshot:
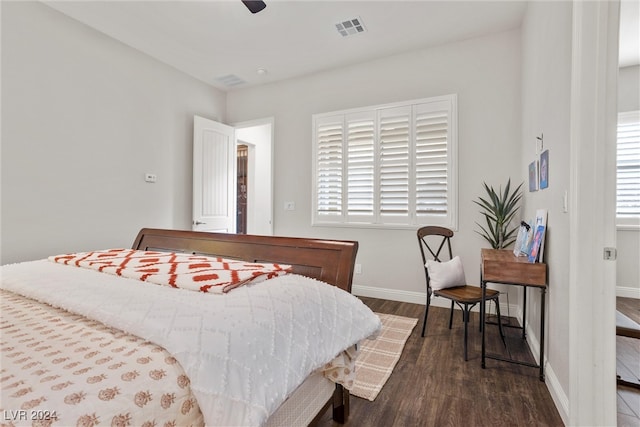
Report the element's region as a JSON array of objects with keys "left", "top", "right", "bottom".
[{"left": 350, "top": 312, "right": 418, "bottom": 401}]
